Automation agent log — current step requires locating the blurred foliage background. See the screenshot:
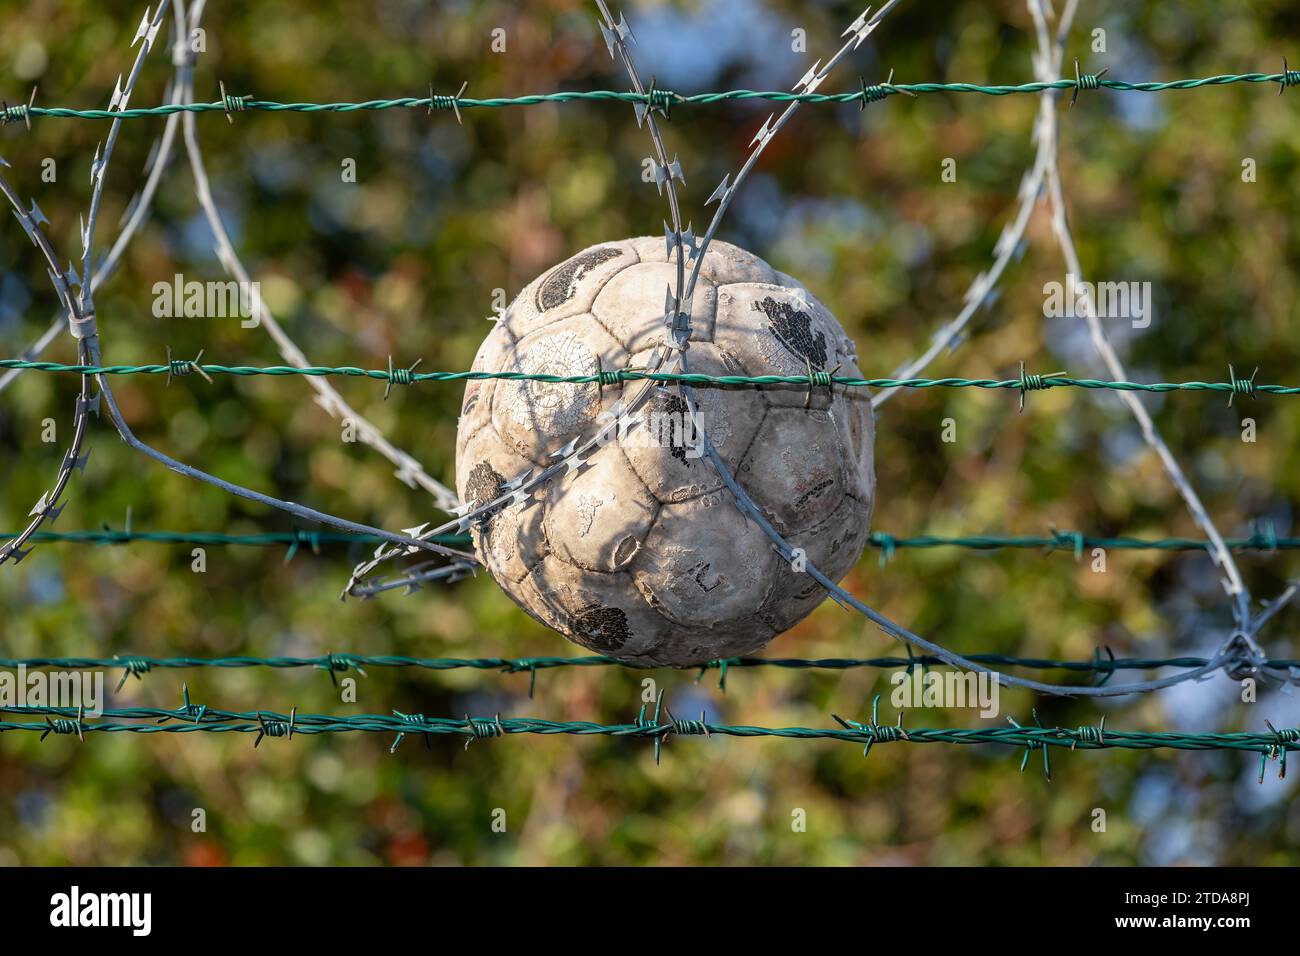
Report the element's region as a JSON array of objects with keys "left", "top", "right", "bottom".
[{"left": 2, "top": 0, "right": 1300, "bottom": 865}]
